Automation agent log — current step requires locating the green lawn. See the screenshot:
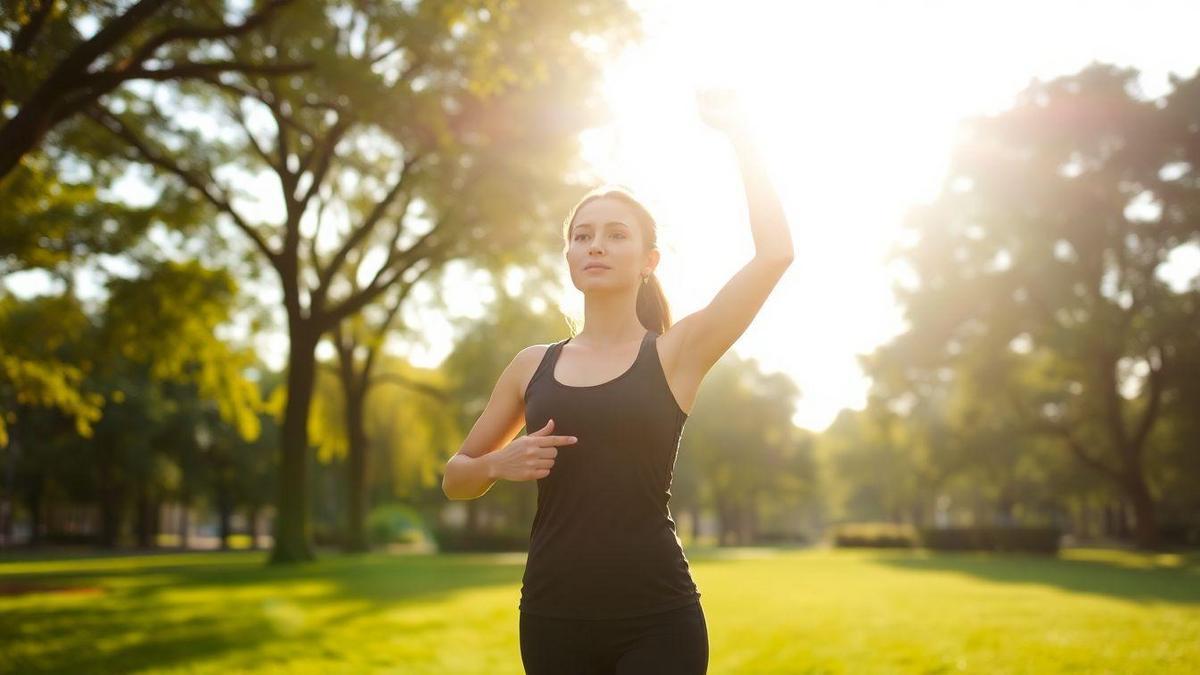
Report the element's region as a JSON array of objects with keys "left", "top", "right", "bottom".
[{"left": 1, "top": 546, "right": 1197, "bottom": 674}]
